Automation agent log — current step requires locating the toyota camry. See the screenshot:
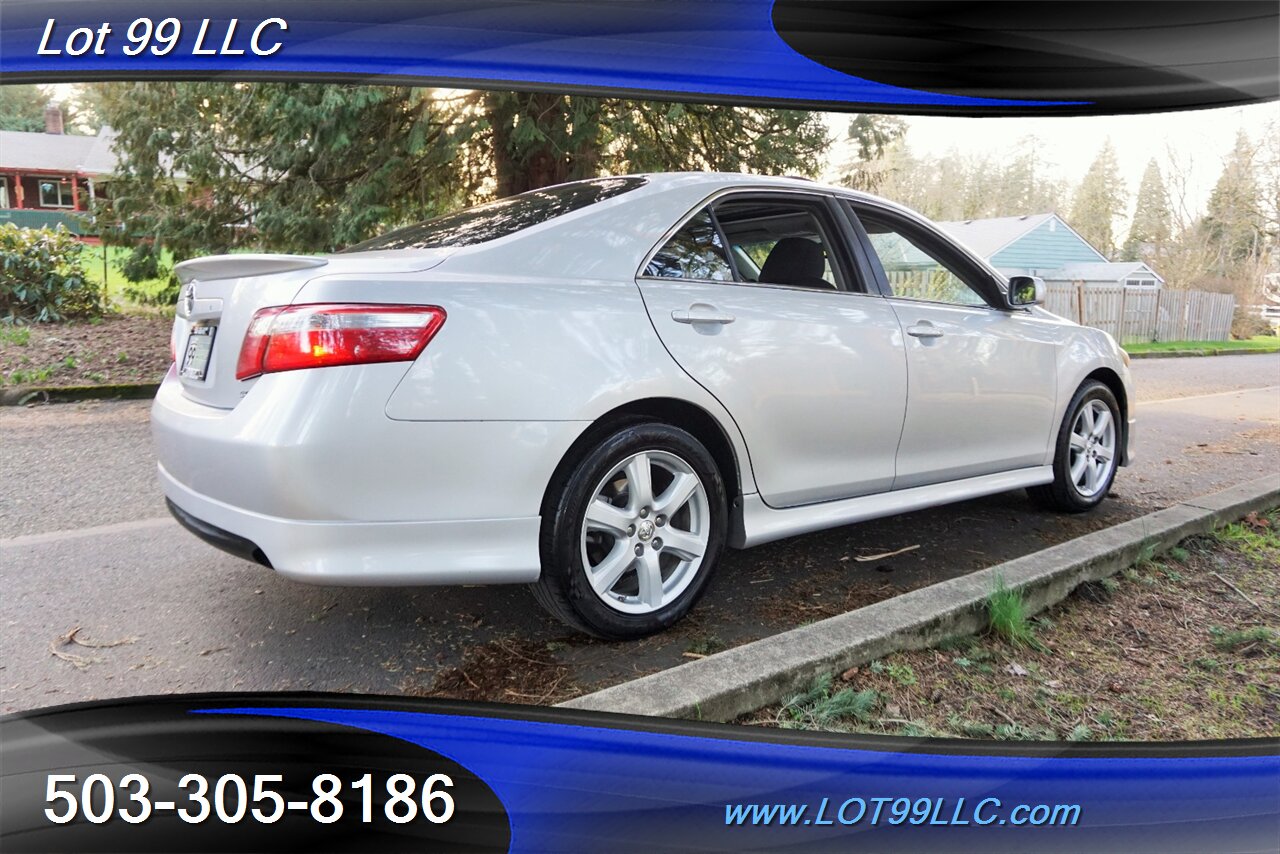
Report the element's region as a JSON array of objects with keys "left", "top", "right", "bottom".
[{"left": 153, "top": 173, "right": 1135, "bottom": 638}]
